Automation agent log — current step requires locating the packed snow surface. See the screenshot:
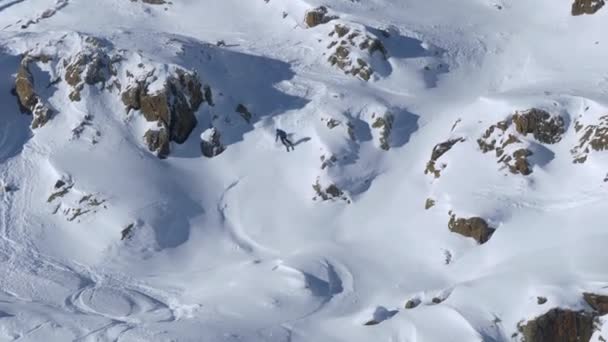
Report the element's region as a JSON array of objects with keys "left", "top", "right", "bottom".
[{"left": 0, "top": 0, "right": 608, "bottom": 341}]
